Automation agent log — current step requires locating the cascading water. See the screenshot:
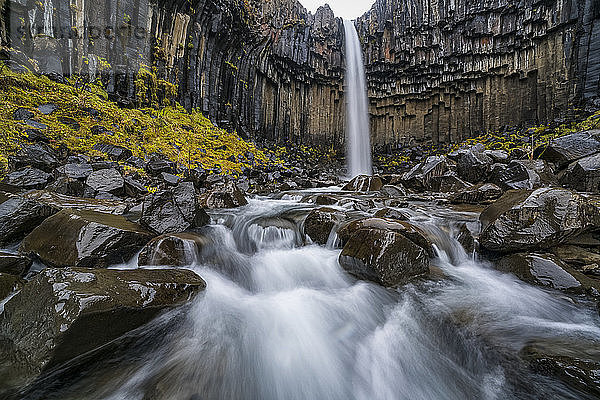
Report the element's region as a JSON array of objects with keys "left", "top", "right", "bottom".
[
  {"left": 344, "top": 20, "right": 372, "bottom": 178},
  {"left": 22, "top": 194, "right": 600, "bottom": 400}
]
